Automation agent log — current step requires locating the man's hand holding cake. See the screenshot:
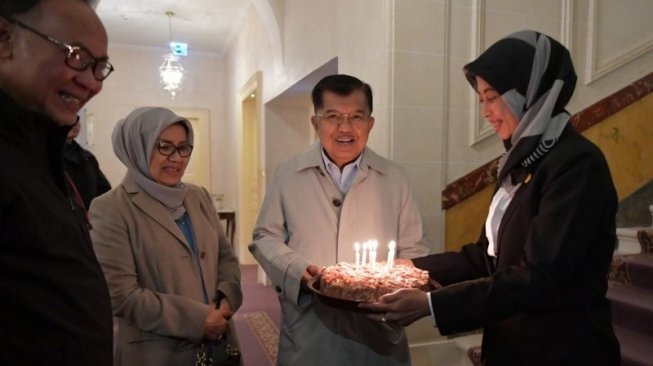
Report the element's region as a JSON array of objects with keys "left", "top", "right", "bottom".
[{"left": 301, "top": 264, "right": 324, "bottom": 291}]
